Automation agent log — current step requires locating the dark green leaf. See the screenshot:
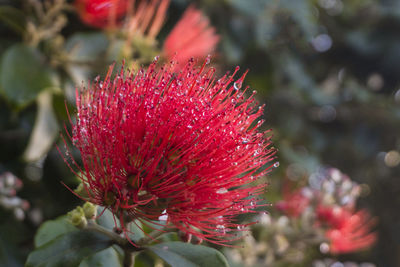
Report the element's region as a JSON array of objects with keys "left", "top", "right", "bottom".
[
  {"left": 64, "top": 33, "right": 110, "bottom": 83},
  {"left": 65, "top": 33, "right": 109, "bottom": 62},
  {"left": 34, "top": 216, "right": 77, "bottom": 248},
  {"left": 0, "top": 236, "right": 22, "bottom": 267},
  {"left": 134, "top": 251, "right": 156, "bottom": 267},
  {"left": 0, "top": 6, "right": 26, "bottom": 34},
  {"left": 79, "top": 247, "right": 121, "bottom": 267},
  {"left": 26, "top": 230, "right": 112, "bottom": 267},
  {"left": 0, "top": 44, "right": 57, "bottom": 106},
  {"left": 147, "top": 241, "right": 229, "bottom": 267}
]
